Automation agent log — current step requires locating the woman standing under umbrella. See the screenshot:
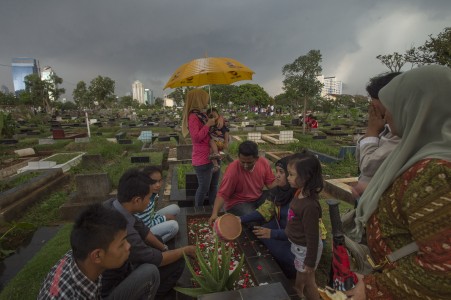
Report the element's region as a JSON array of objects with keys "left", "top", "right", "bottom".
[{"left": 182, "top": 89, "right": 221, "bottom": 207}]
